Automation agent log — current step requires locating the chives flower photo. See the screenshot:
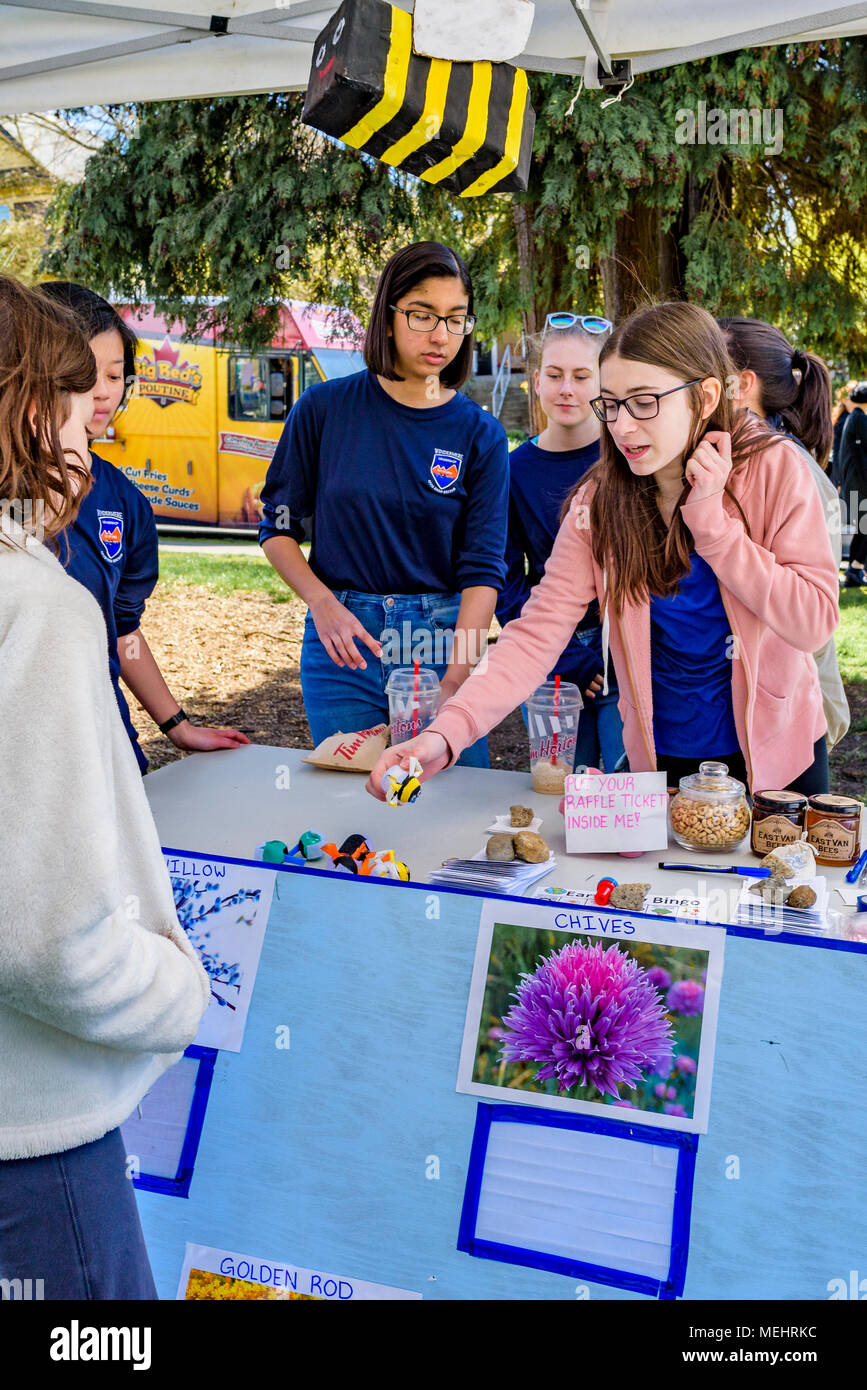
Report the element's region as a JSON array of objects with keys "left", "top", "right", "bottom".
[
  {"left": 459, "top": 906, "right": 721, "bottom": 1132},
  {"left": 498, "top": 940, "right": 675, "bottom": 1098}
]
